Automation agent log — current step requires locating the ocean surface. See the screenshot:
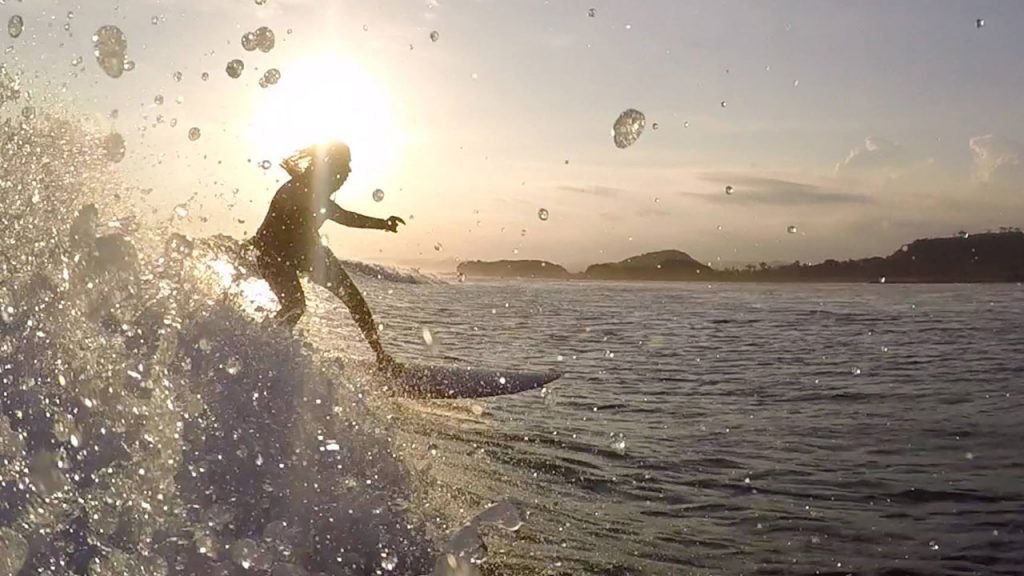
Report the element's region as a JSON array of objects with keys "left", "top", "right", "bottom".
[{"left": 313, "top": 279, "right": 1024, "bottom": 575}]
